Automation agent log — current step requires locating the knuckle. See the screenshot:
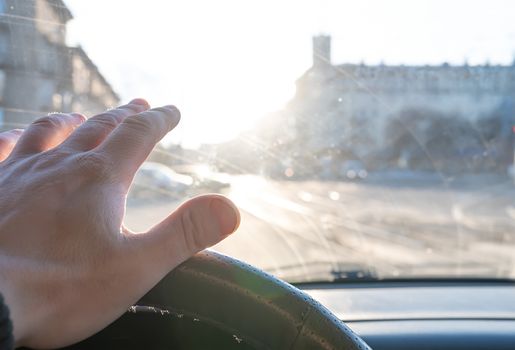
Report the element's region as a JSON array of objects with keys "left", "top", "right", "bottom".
[
  {"left": 179, "top": 210, "right": 205, "bottom": 253},
  {"left": 90, "top": 111, "right": 122, "bottom": 130},
  {"left": 72, "top": 152, "right": 113, "bottom": 180},
  {"left": 32, "top": 115, "right": 63, "bottom": 129},
  {"left": 31, "top": 150, "right": 65, "bottom": 170}
]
